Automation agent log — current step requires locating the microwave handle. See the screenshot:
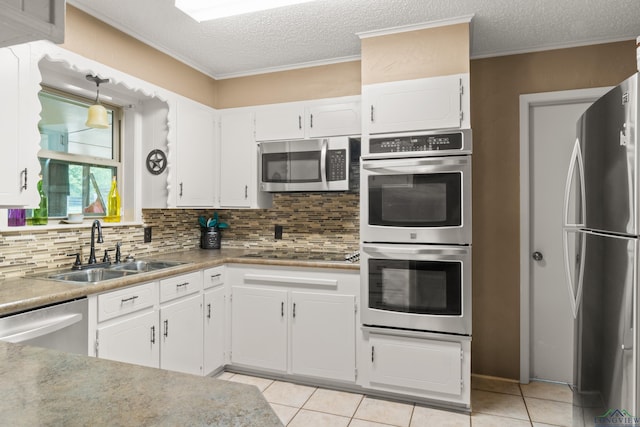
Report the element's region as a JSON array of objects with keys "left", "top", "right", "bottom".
[{"left": 320, "top": 138, "right": 328, "bottom": 188}]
